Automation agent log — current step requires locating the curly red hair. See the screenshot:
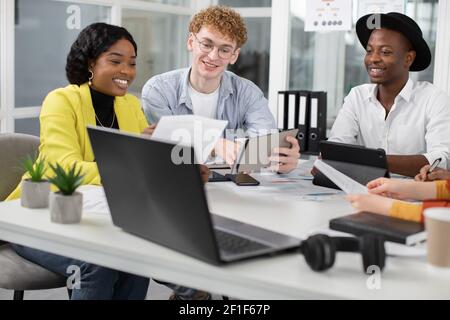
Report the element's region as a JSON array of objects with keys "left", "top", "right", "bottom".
[{"left": 189, "top": 5, "right": 248, "bottom": 48}]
